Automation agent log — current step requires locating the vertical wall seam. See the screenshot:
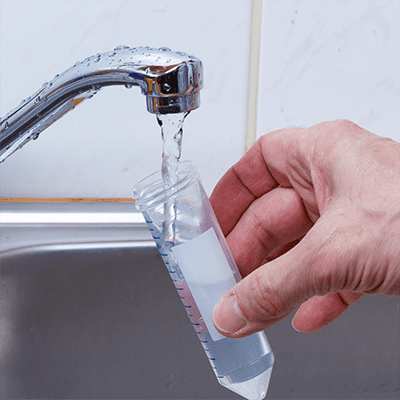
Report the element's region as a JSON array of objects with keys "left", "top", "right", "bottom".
[{"left": 245, "top": 0, "right": 263, "bottom": 152}]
